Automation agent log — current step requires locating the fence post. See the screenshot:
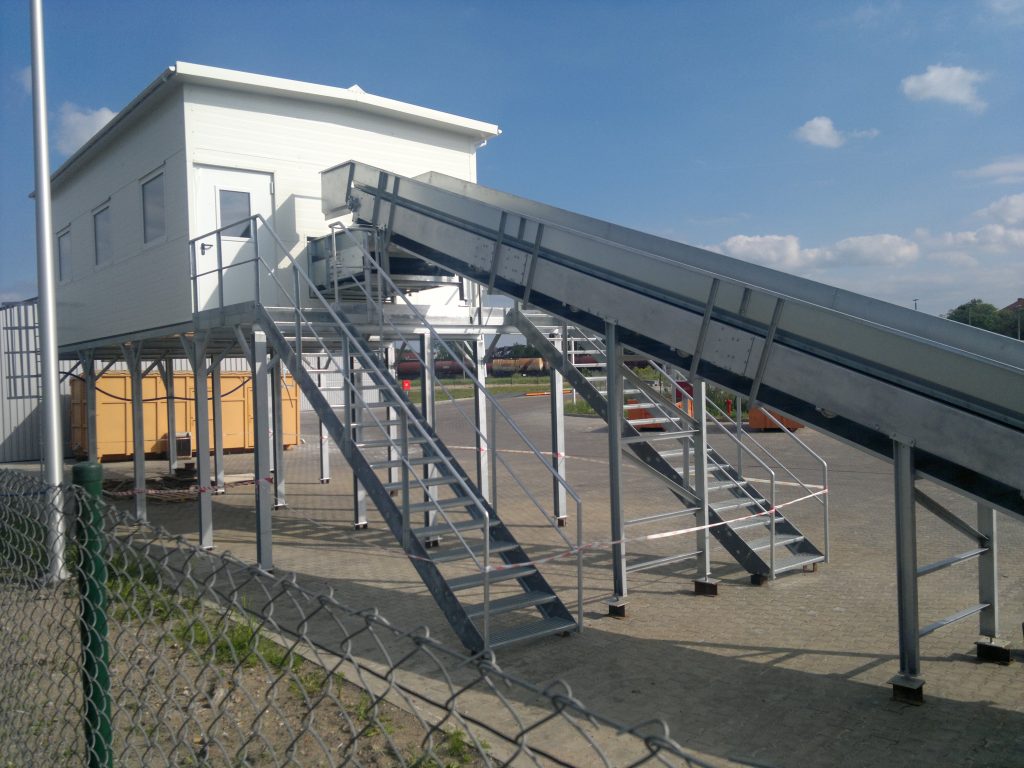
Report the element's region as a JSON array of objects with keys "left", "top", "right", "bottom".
[{"left": 73, "top": 461, "right": 112, "bottom": 768}]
